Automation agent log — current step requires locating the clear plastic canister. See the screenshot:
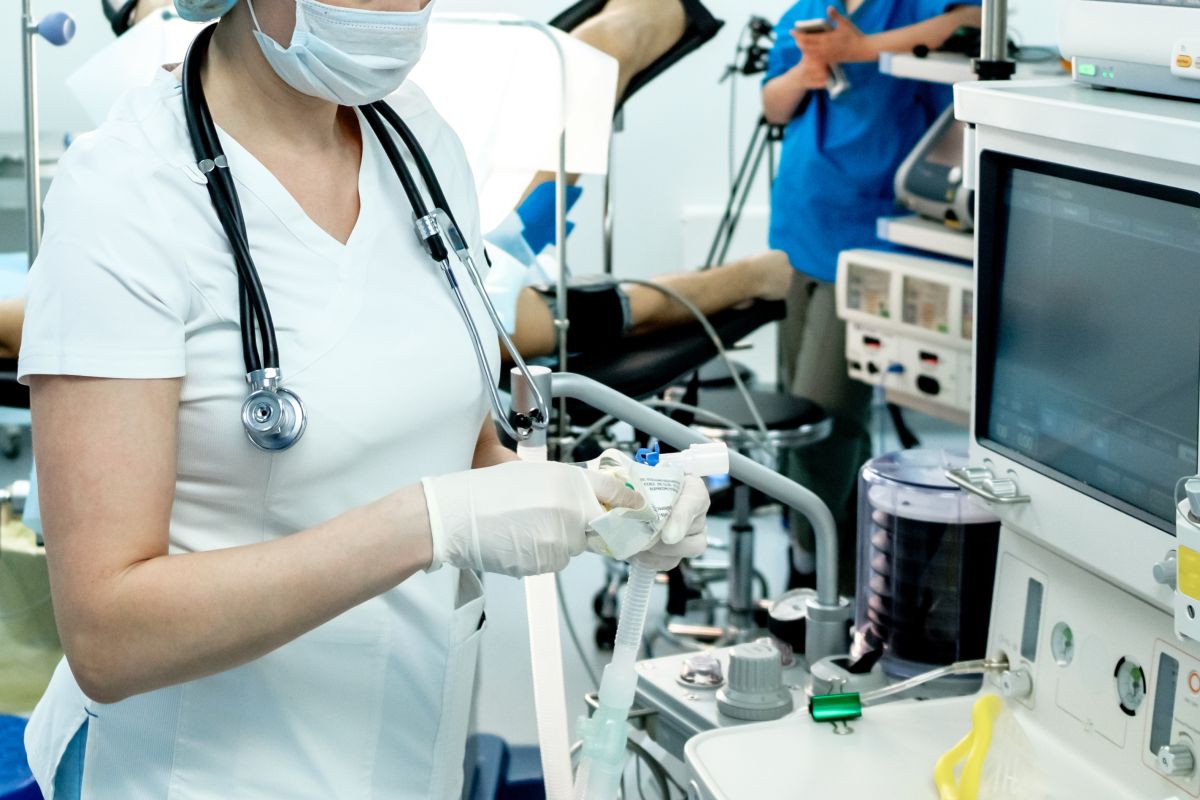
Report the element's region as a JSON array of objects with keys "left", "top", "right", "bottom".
[{"left": 853, "top": 449, "right": 1000, "bottom": 680}]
